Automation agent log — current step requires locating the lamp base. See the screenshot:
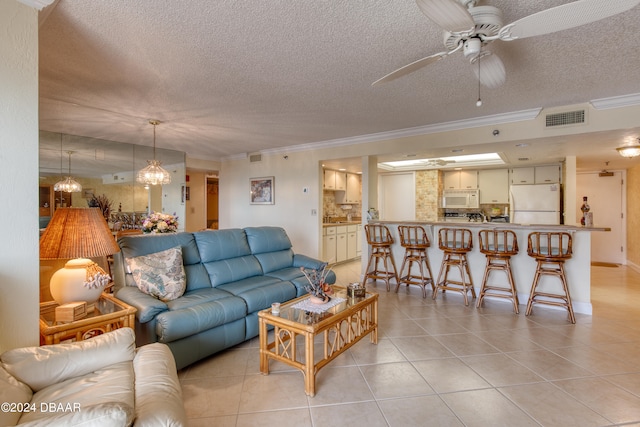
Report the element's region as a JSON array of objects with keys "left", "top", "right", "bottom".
[{"left": 49, "top": 258, "right": 106, "bottom": 305}]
